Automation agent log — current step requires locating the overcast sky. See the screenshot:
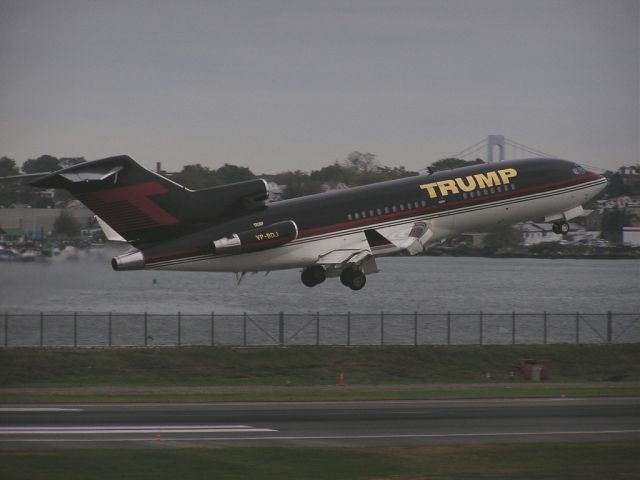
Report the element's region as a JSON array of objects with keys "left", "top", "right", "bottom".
[{"left": 1, "top": 0, "right": 638, "bottom": 173}]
